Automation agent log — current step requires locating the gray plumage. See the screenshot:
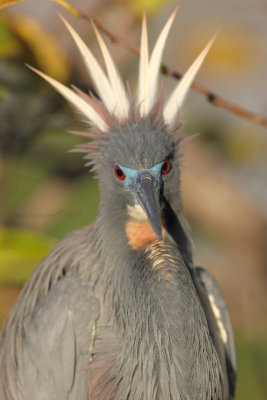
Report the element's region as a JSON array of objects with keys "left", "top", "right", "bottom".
[{"left": 0, "top": 13, "right": 236, "bottom": 400}]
